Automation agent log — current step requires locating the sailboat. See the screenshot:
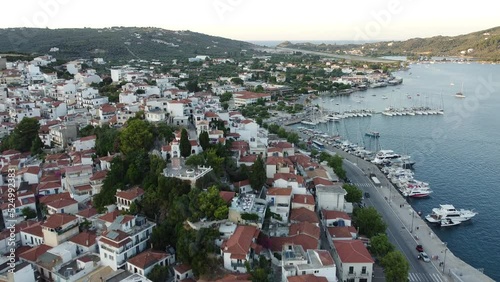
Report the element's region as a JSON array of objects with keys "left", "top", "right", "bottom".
[{"left": 455, "top": 82, "right": 466, "bottom": 98}]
